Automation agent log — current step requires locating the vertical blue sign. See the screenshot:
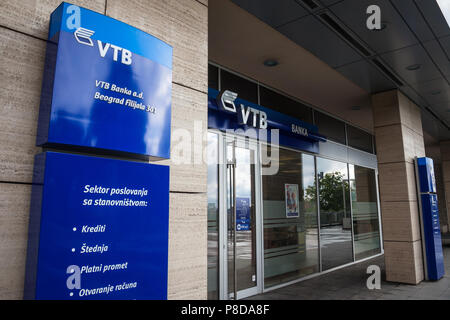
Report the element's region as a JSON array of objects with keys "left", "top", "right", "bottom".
[
  {"left": 236, "top": 197, "right": 251, "bottom": 231},
  {"left": 416, "top": 157, "right": 445, "bottom": 281},
  {"left": 37, "top": 3, "right": 173, "bottom": 158},
  {"left": 25, "top": 152, "right": 170, "bottom": 299}
]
